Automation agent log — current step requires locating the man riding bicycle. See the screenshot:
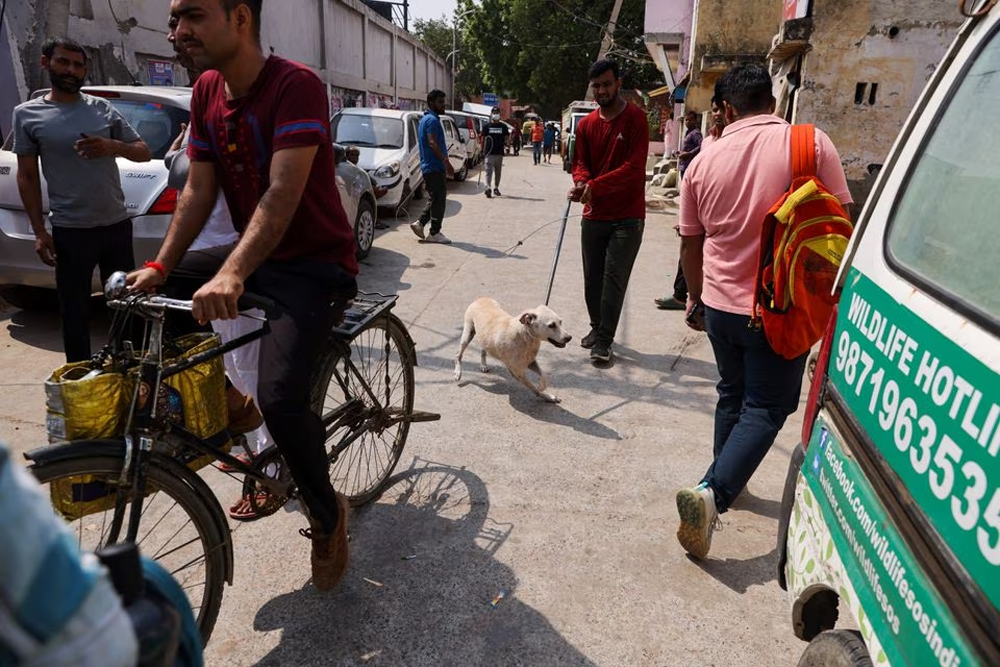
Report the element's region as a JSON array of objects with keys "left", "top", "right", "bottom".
[{"left": 129, "top": 0, "right": 357, "bottom": 591}]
